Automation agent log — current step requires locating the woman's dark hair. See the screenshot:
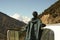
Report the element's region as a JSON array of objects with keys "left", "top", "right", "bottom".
[{"left": 32, "top": 11, "right": 38, "bottom": 17}]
